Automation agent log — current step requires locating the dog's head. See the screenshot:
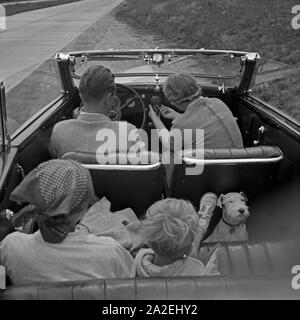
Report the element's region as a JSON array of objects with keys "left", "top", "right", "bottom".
[{"left": 219, "top": 192, "right": 250, "bottom": 226}]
